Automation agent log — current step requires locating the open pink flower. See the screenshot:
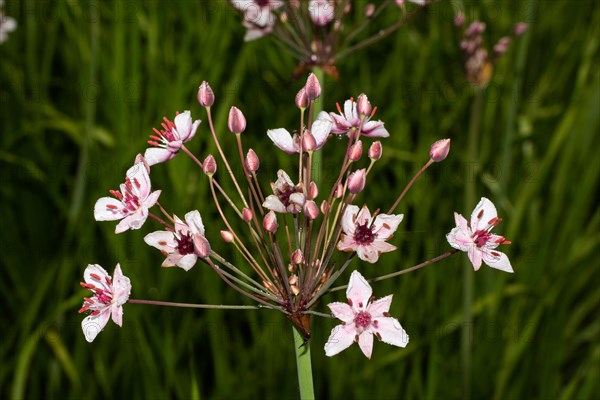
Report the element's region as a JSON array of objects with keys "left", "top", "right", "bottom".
[
  {"left": 79, "top": 263, "right": 131, "bottom": 342},
  {"left": 337, "top": 205, "right": 403, "bottom": 263},
  {"left": 446, "top": 197, "right": 513, "bottom": 272},
  {"left": 144, "top": 210, "right": 210, "bottom": 271},
  {"left": 231, "top": 1, "right": 283, "bottom": 41},
  {"left": 263, "top": 170, "right": 305, "bottom": 213},
  {"left": 325, "top": 99, "right": 389, "bottom": 138},
  {"left": 325, "top": 270, "right": 409, "bottom": 358},
  {"left": 94, "top": 162, "right": 161, "bottom": 233},
  {"left": 144, "top": 111, "right": 201, "bottom": 166},
  {"left": 267, "top": 112, "right": 332, "bottom": 154}
]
